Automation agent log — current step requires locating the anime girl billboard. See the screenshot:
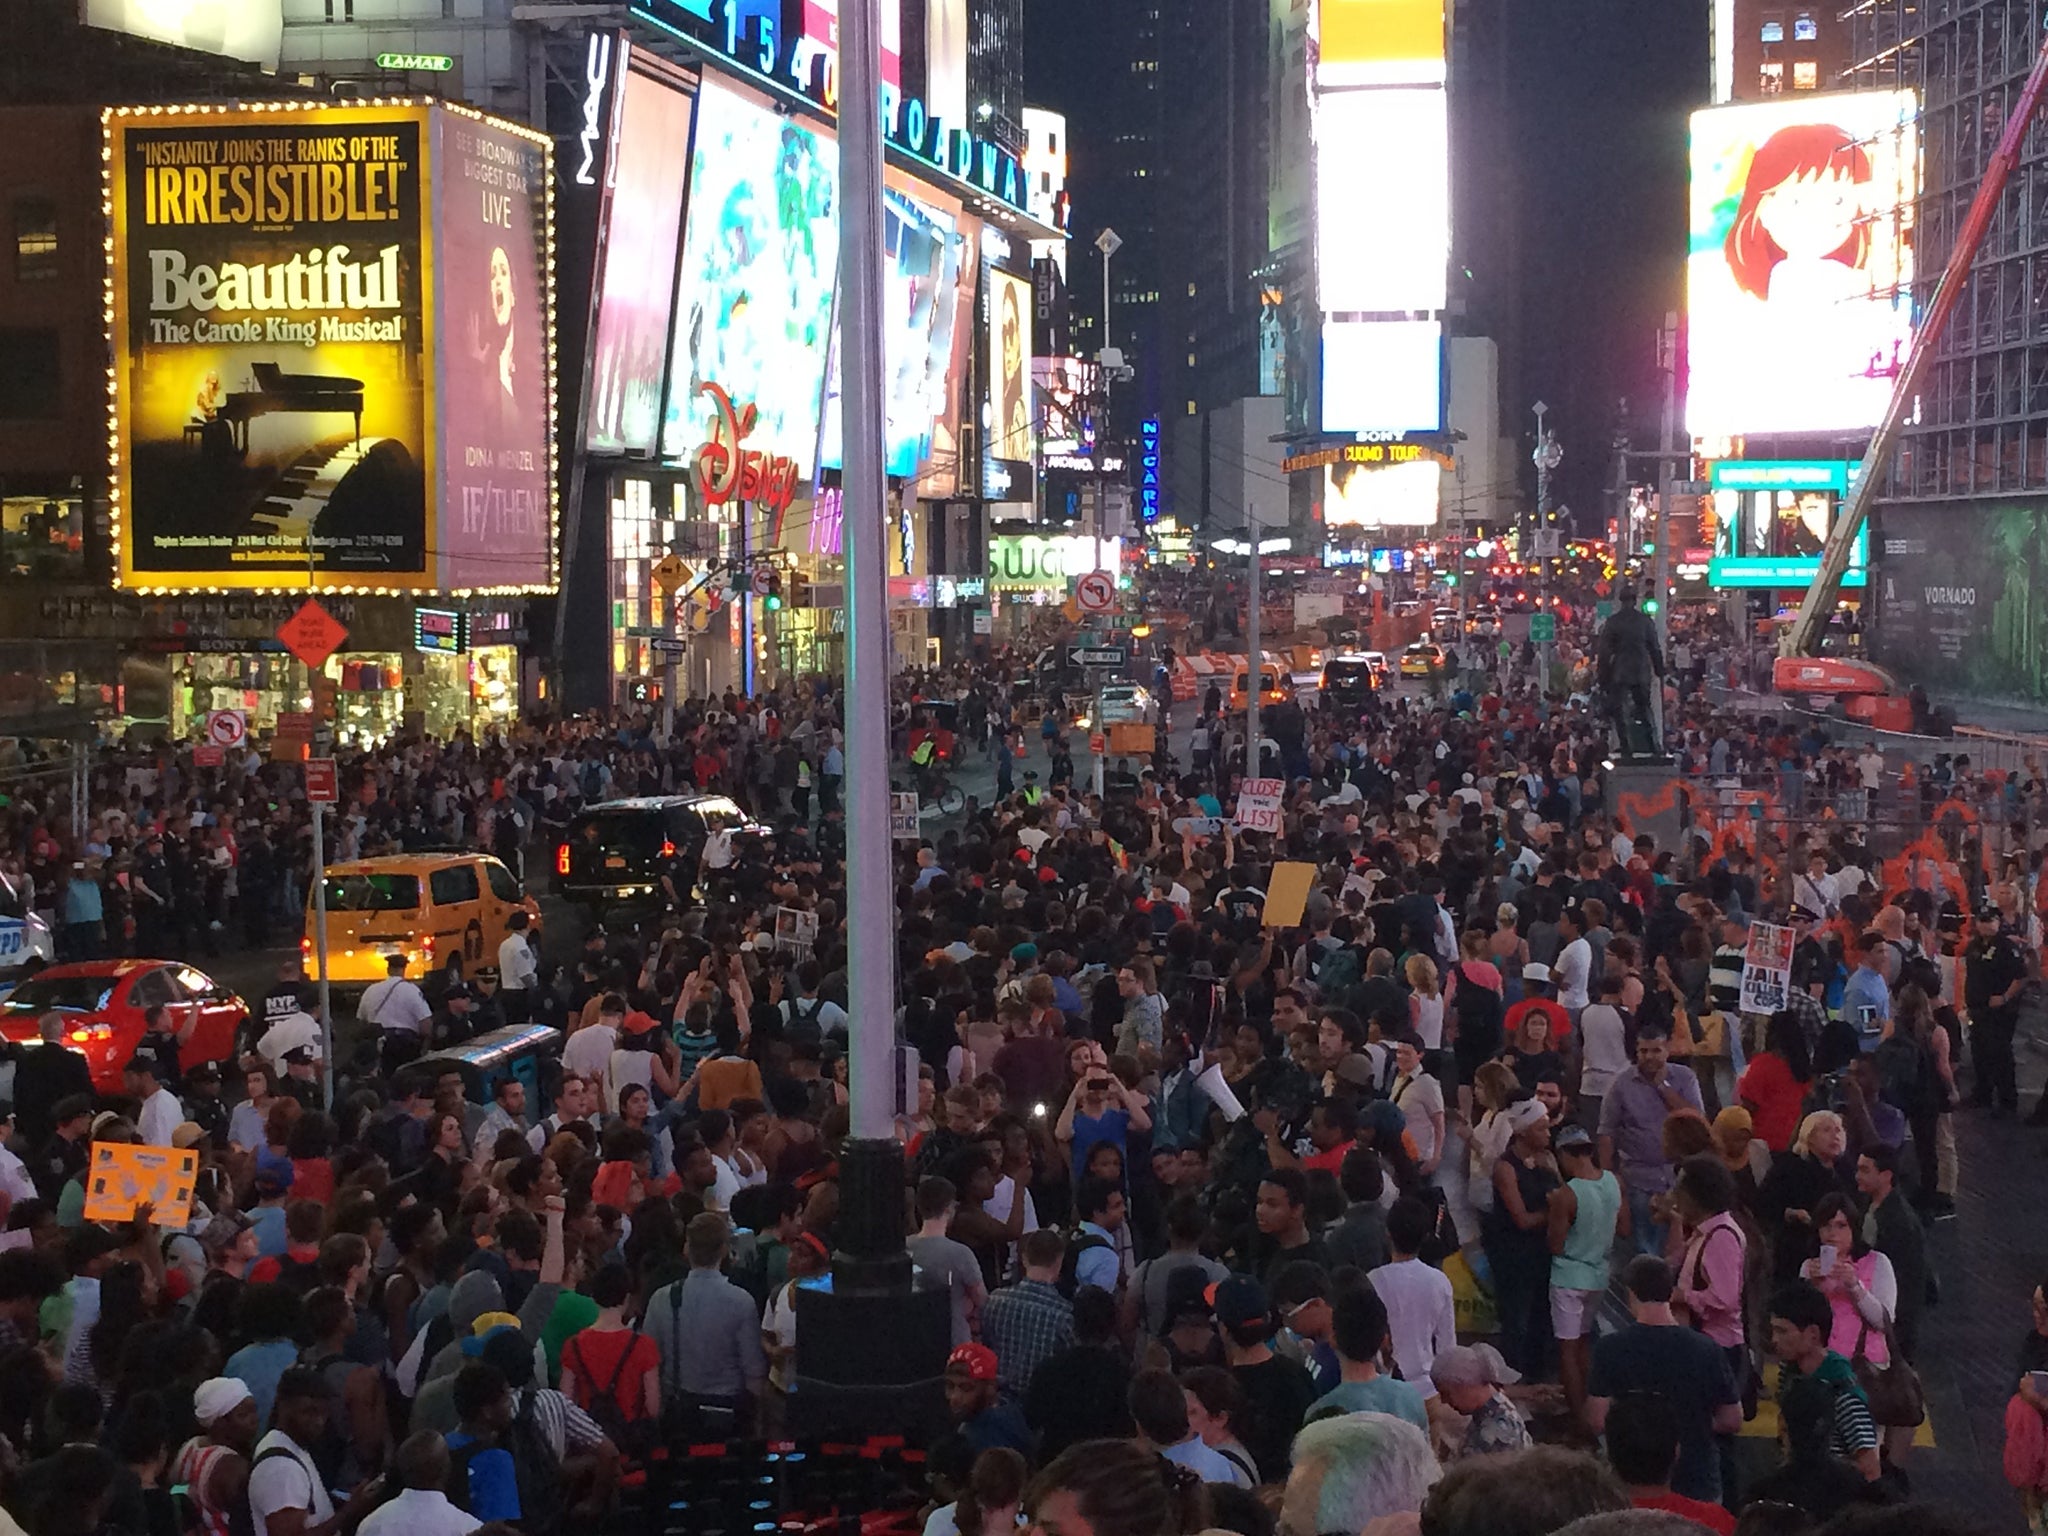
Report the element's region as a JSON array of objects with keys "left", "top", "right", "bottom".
[{"left": 1687, "top": 91, "right": 1918, "bottom": 438}]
